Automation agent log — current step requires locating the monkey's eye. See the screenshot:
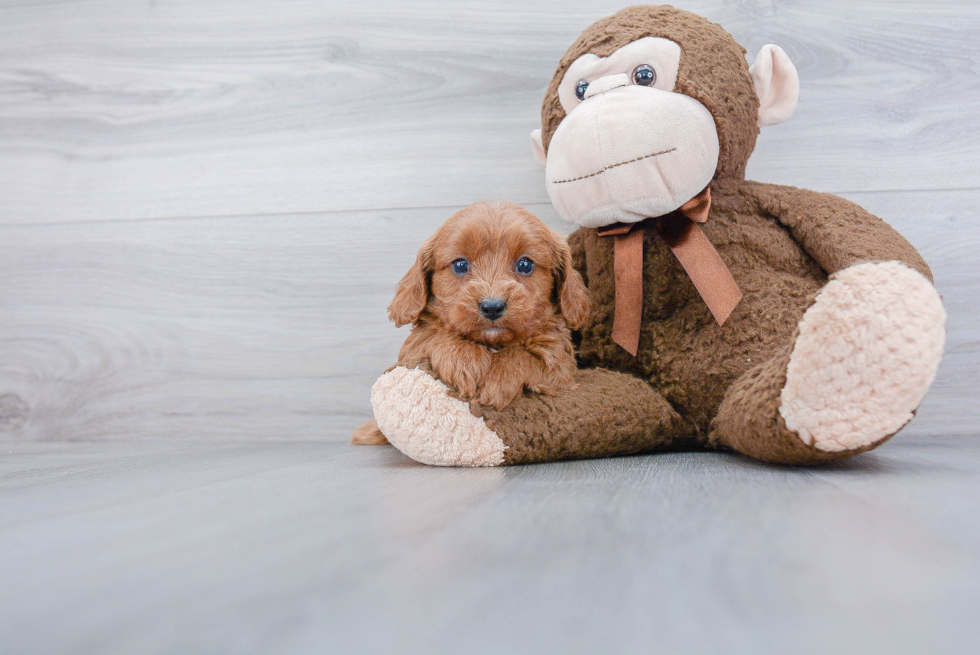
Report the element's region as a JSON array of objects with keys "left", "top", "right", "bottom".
[
  {"left": 515, "top": 257, "right": 534, "bottom": 275},
  {"left": 632, "top": 64, "right": 656, "bottom": 87},
  {"left": 575, "top": 80, "right": 589, "bottom": 101},
  {"left": 451, "top": 259, "right": 469, "bottom": 275}
]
